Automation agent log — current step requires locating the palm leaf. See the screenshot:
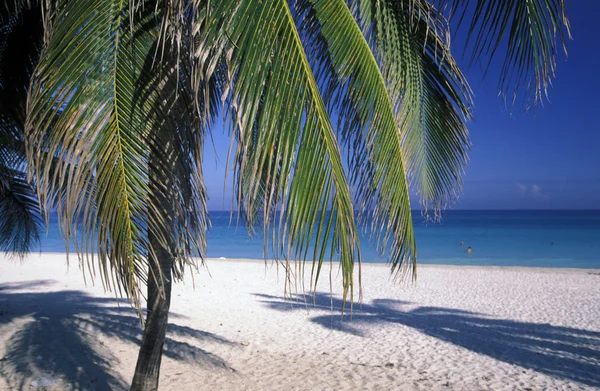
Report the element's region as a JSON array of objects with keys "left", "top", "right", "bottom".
[
  {"left": 199, "top": 0, "right": 360, "bottom": 301},
  {"left": 0, "top": 168, "right": 43, "bottom": 256},
  {"left": 26, "top": 0, "right": 217, "bottom": 312},
  {"left": 26, "top": 0, "right": 164, "bottom": 310},
  {"left": 442, "top": 0, "right": 571, "bottom": 107},
  {"left": 293, "top": 0, "right": 420, "bottom": 277},
  {"left": 352, "top": 0, "right": 472, "bottom": 217}
]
